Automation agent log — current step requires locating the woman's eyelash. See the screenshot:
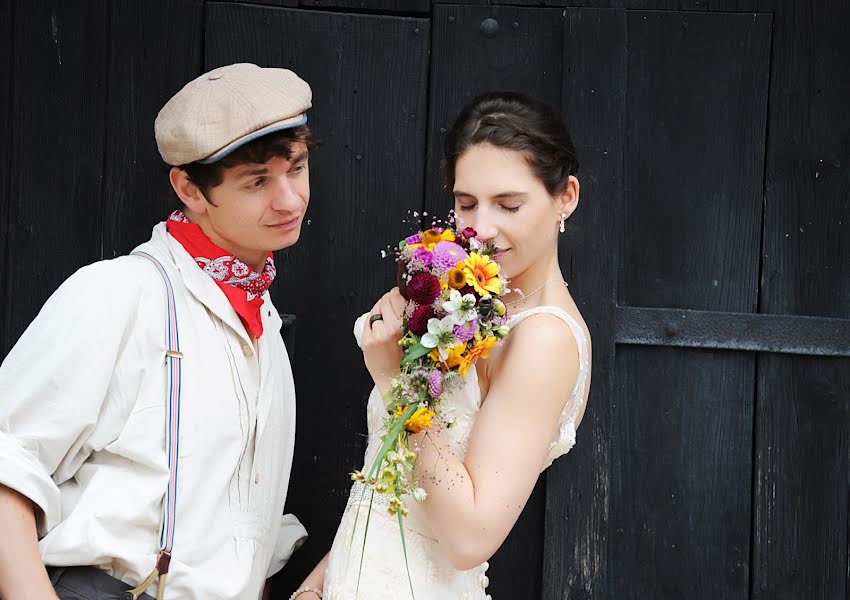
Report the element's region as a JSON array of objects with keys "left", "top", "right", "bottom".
[{"left": 502, "top": 205, "right": 520, "bottom": 213}]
